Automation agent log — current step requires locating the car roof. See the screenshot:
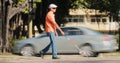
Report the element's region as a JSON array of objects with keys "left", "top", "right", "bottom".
[
  {"left": 36, "top": 26, "right": 101, "bottom": 38},
  {"left": 61, "top": 26, "right": 101, "bottom": 35}
]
